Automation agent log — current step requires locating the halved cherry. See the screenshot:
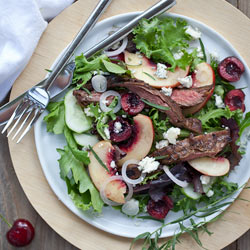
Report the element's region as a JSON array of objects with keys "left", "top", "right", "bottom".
[
  {"left": 147, "top": 196, "right": 173, "bottom": 220},
  {"left": 108, "top": 117, "right": 132, "bottom": 142},
  {"left": 225, "top": 89, "right": 245, "bottom": 112},
  {"left": 218, "top": 56, "right": 245, "bottom": 82},
  {"left": 121, "top": 93, "right": 145, "bottom": 115},
  {"left": 109, "top": 53, "right": 125, "bottom": 64}
]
